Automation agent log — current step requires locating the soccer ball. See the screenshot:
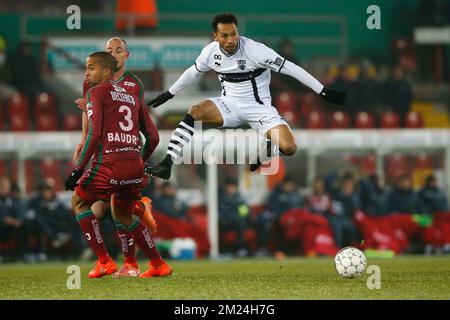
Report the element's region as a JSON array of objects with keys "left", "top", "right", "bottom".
[{"left": 335, "top": 246, "right": 367, "bottom": 278}]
